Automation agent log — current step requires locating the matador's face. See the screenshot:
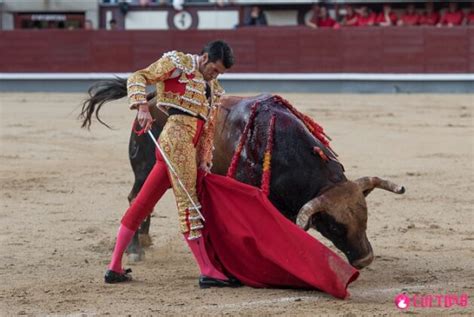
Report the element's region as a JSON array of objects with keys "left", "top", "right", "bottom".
[{"left": 199, "top": 53, "right": 227, "bottom": 82}]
